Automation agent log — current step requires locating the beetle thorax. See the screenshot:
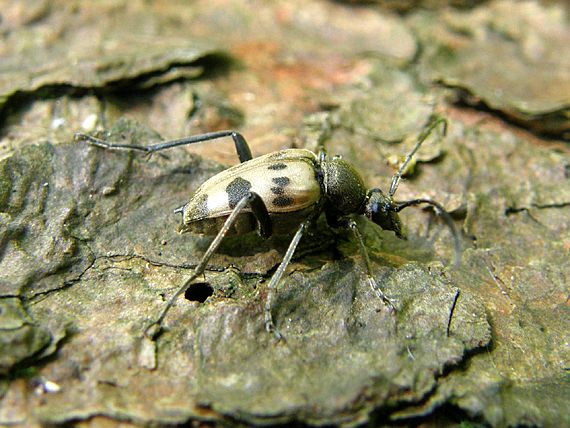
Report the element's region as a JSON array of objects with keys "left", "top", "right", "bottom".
[{"left": 321, "top": 158, "right": 367, "bottom": 216}]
